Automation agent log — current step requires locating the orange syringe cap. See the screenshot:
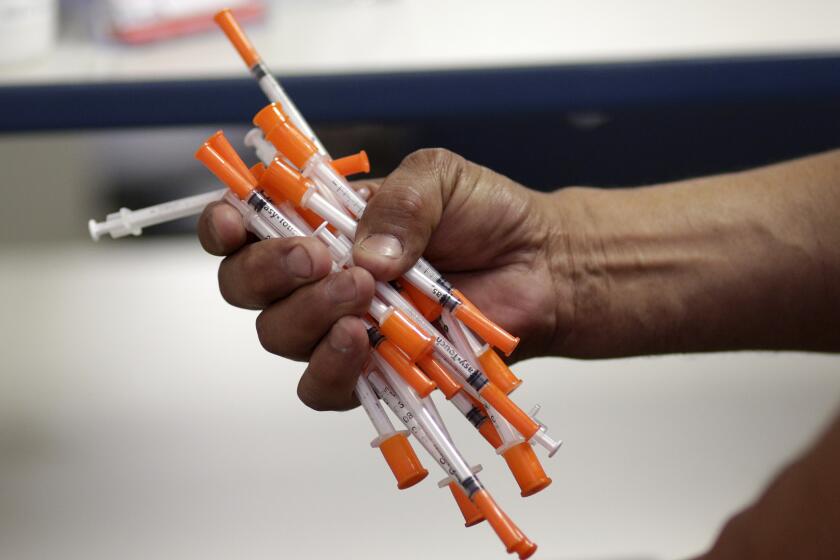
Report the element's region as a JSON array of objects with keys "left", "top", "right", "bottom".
[
  {"left": 417, "top": 354, "right": 462, "bottom": 399},
  {"left": 195, "top": 143, "right": 254, "bottom": 201},
  {"left": 401, "top": 279, "right": 443, "bottom": 322},
  {"left": 257, "top": 159, "right": 331, "bottom": 230},
  {"left": 214, "top": 9, "right": 260, "bottom": 68},
  {"left": 249, "top": 162, "right": 266, "bottom": 181},
  {"left": 452, "top": 289, "right": 519, "bottom": 356},
  {"left": 253, "top": 103, "right": 288, "bottom": 133},
  {"left": 253, "top": 103, "right": 318, "bottom": 168},
  {"left": 379, "top": 309, "right": 434, "bottom": 362},
  {"left": 478, "top": 346, "right": 522, "bottom": 395},
  {"left": 330, "top": 150, "right": 370, "bottom": 177},
  {"left": 260, "top": 159, "right": 309, "bottom": 205},
  {"left": 471, "top": 490, "right": 537, "bottom": 559},
  {"left": 296, "top": 206, "right": 327, "bottom": 230},
  {"left": 207, "top": 130, "right": 257, "bottom": 186},
  {"left": 479, "top": 383, "right": 540, "bottom": 440},
  {"left": 376, "top": 340, "right": 437, "bottom": 397},
  {"left": 449, "top": 482, "right": 485, "bottom": 527},
  {"left": 512, "top": 538, "right": 538, "bottom": 560},
  {"left": 478, "top": 416, "right": 504, "bottom": 449},
  {"left": 502, "top": 442, "right": 552, "bottom": 497},
  {"left": 377, "top": 432, "right": 428, "bottom": 490}
]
